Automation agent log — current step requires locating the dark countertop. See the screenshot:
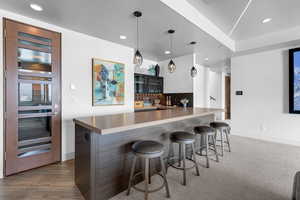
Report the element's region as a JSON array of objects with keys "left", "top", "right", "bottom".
[{"left": 73, "top": 107, "right": 223, "bottom": 135}]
